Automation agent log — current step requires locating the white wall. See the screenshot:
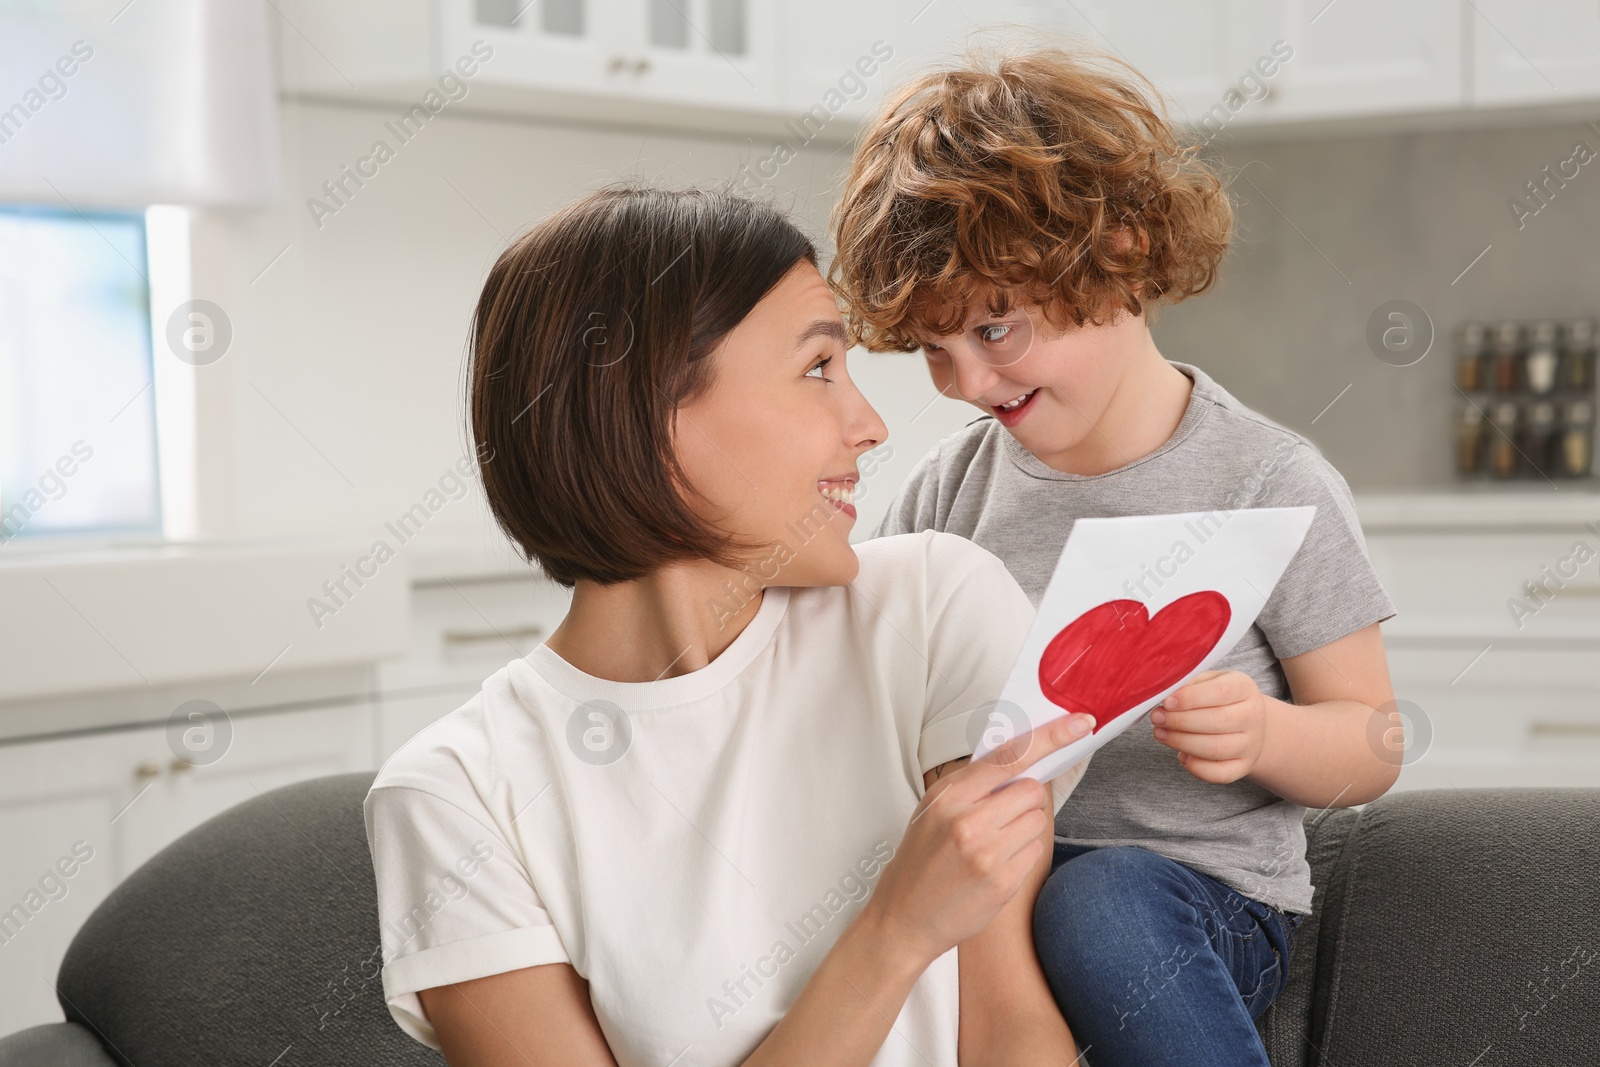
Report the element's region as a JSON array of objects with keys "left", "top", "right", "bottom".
[{"left": 180, "top": 98, "right": 978, "bottom": 554}]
